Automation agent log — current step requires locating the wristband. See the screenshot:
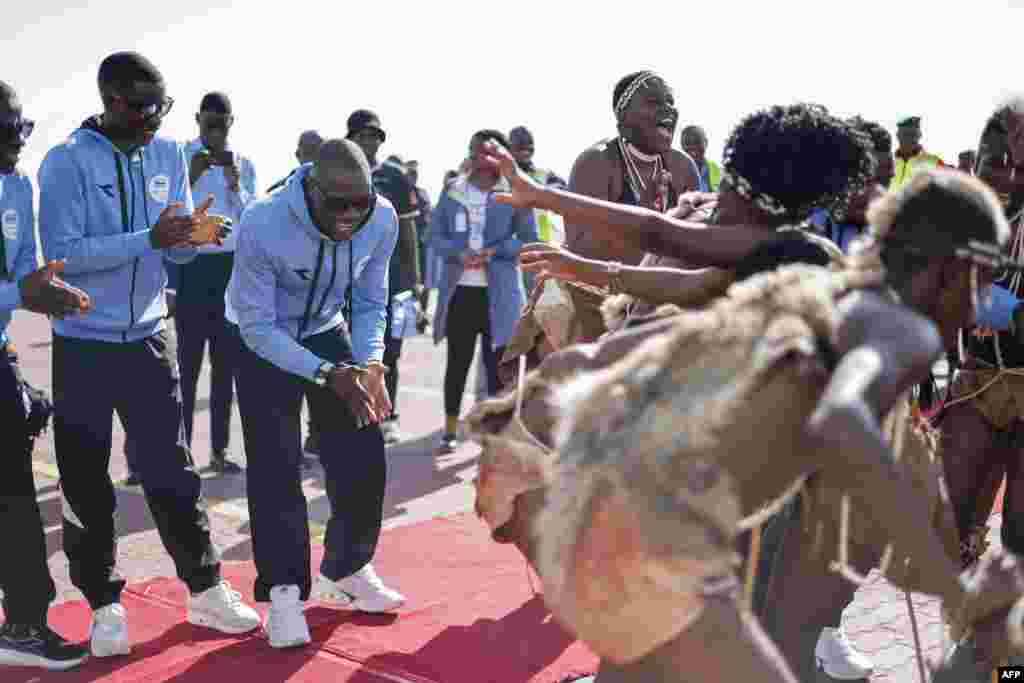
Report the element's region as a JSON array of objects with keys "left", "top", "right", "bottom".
[{"left": 606, "top": 261, "right": 624, "bottom": 295}]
